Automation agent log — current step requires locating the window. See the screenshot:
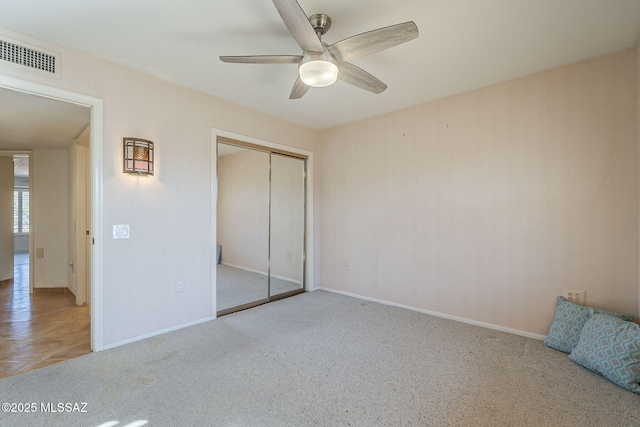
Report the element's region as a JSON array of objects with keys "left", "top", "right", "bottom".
[{"left": 13, "top": 190, "right": 29, "bottom": 234}]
